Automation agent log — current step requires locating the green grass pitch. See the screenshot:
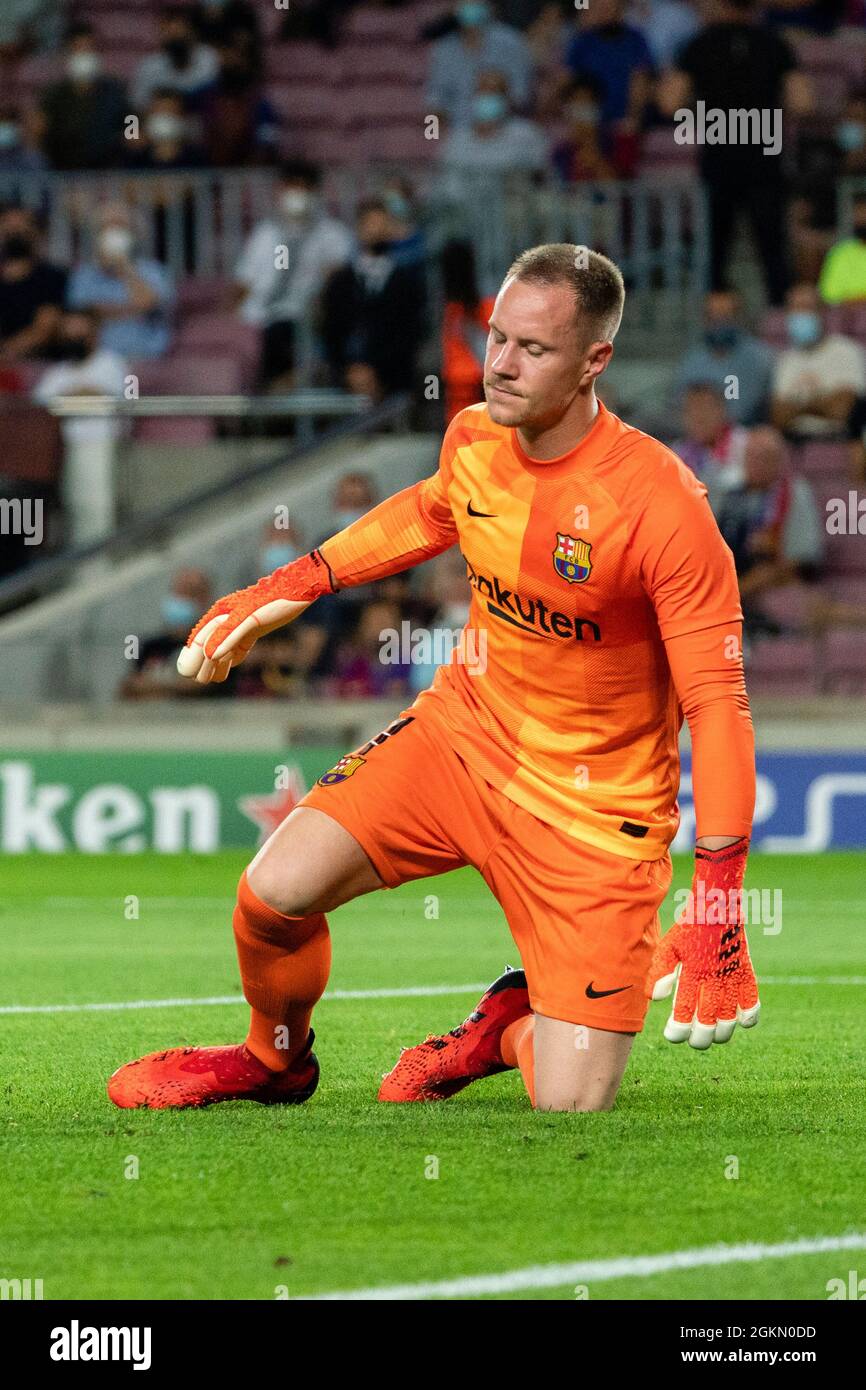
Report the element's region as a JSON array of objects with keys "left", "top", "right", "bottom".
[{"left": 1, "top": 851, "right": 864, "bottom": 1301}]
